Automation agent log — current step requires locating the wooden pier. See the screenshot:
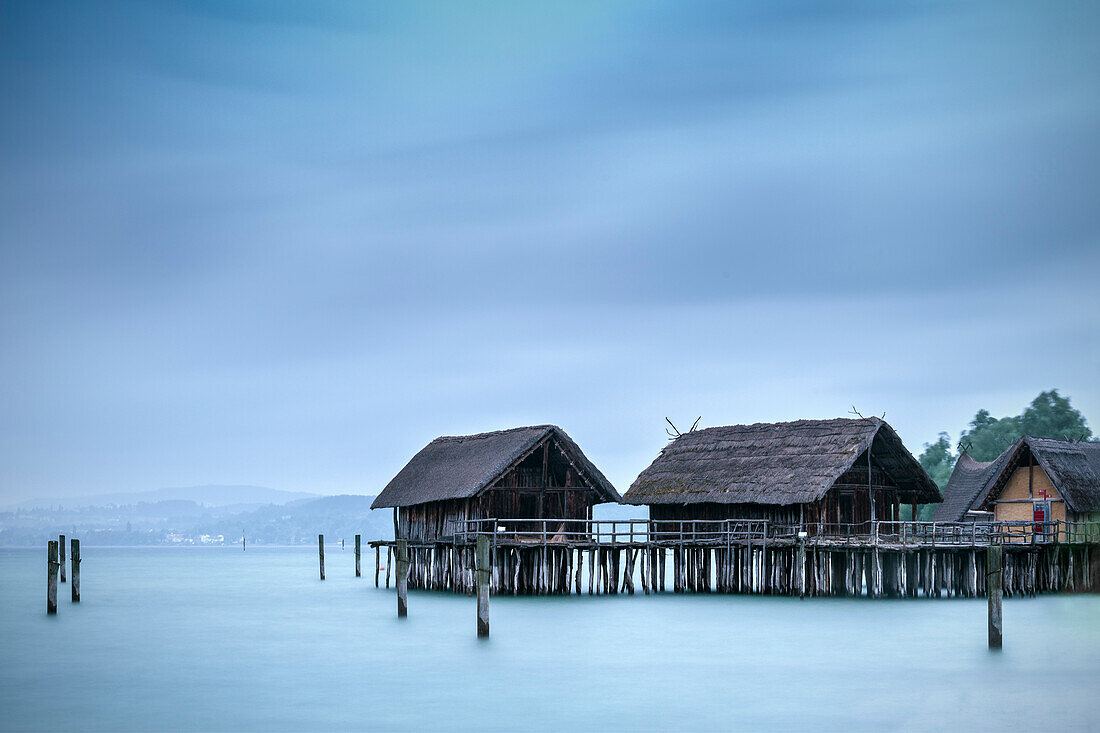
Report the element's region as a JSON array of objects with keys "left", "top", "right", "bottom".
[{"left": 370, "top": 518, "right": 1100, "bottom": 598}]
